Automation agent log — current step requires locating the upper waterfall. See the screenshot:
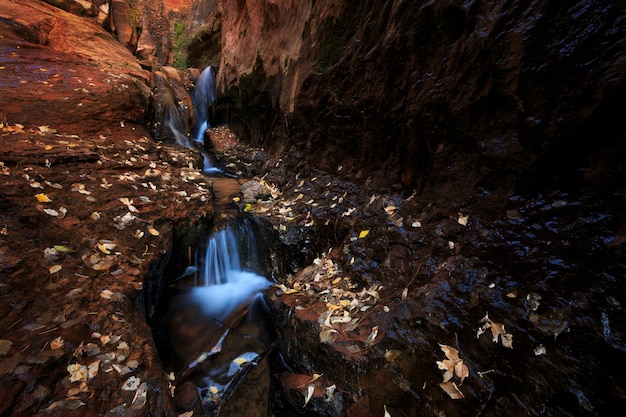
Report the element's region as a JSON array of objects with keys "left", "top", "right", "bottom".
[{"left": 192, "top": 66, "right": 216, "bottom": 144}]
